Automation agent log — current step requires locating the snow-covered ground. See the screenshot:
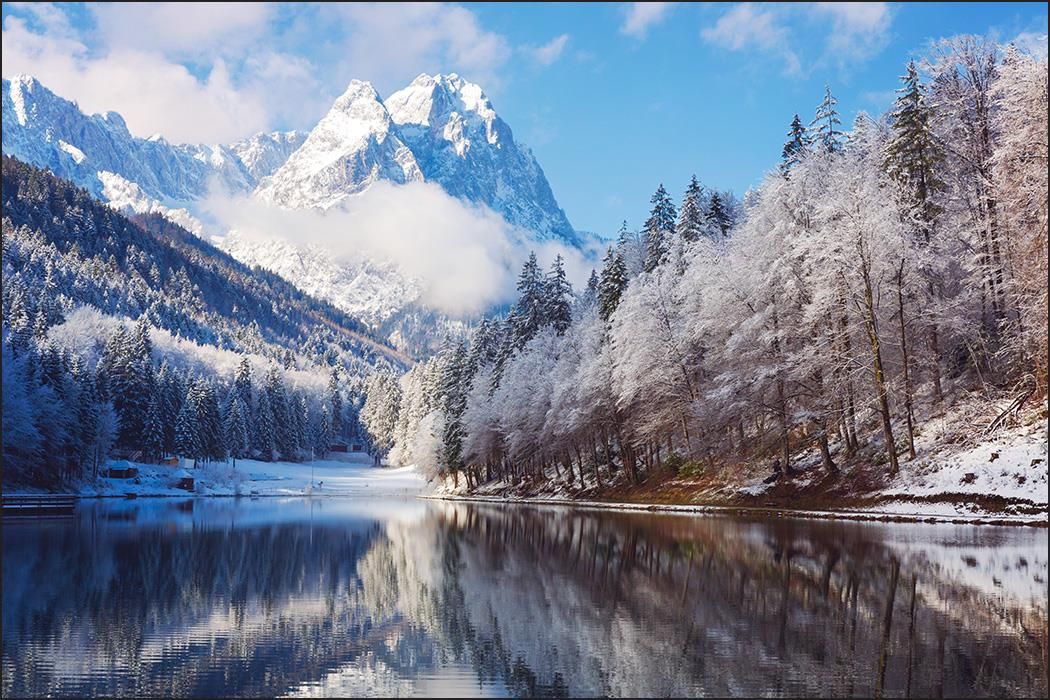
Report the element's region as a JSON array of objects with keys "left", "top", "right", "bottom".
[{"left": 9, "top": 453, "right": 425, "bottom": 499}]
